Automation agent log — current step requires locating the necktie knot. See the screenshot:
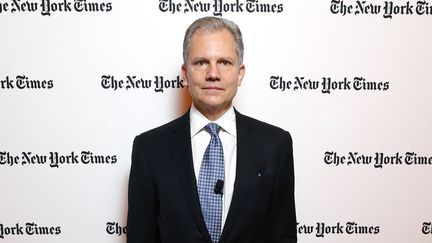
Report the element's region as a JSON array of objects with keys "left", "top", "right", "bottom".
[{"left": 205, "top": 123, "right": 221, "bottom": 137}]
